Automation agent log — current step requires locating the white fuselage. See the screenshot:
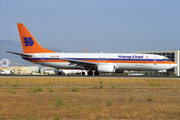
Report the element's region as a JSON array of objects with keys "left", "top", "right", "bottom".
[{"left": 22, "top": 53, "right": 177, "bottom": 71}]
